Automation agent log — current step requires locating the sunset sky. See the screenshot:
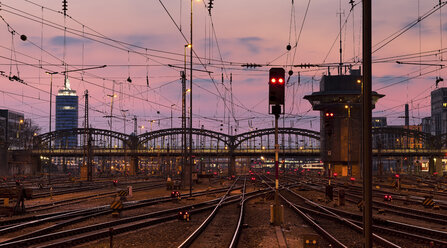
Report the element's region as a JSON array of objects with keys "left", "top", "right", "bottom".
[{"left": 0, "top": 0, "right": 445, "bottom": 134}]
